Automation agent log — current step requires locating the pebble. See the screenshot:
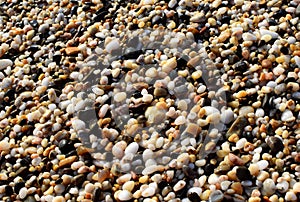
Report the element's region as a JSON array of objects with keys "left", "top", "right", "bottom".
[
  {"left": 0, "top": 140, "right": 10, "bottom": 152},
  {"left": 118, "top": 190, "right": 133, "bottom": 201},
  {"left": 209, "top": 190, "right": 224, "bottom": 202},
  {"left": 236, "top": 166, "right": 252, "bottom": 181},
  {"left": 0, "top": 59, "right": 13, "bottom": 70},
  {"left": 285, "top": 191, "right": 297, "bottom": 201},
  {"left": 19, "top": 187, "right": 28, "bottom": 199},
  {"left": 65, "top": 47, "right": 80, "bottom": 55},
  {"left": 174, "top": 115, "right": 186, "bottom": 125},
  {"left": 52, "top": 196, "right": 66, "bottom": 202},
  {"left": 174, "top": 180, "right": 186, "bottom": 192},
  {"left": 106, "top": 38, "right": 120, "bottom": 53},
  {"left": 142, "top": 187, "right": 156, "bottom": 197},
  {"left": 267, "top": 136, "right": 284, "bottom": 154},
  {"left": 281, "top": 110, "right": 294, "bottom": 122},
  {"left": 293, "top": 182, "right": 300, "bottom": 193}
]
